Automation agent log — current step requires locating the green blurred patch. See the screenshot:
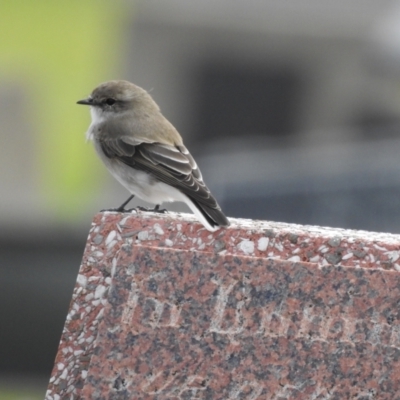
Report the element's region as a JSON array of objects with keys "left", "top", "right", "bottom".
[
  {"left": 0, "top": 1, "right": 131, "bottom": 220},
  {"left": 0, "top": 389, "right": 43, "bottom": 400}
]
